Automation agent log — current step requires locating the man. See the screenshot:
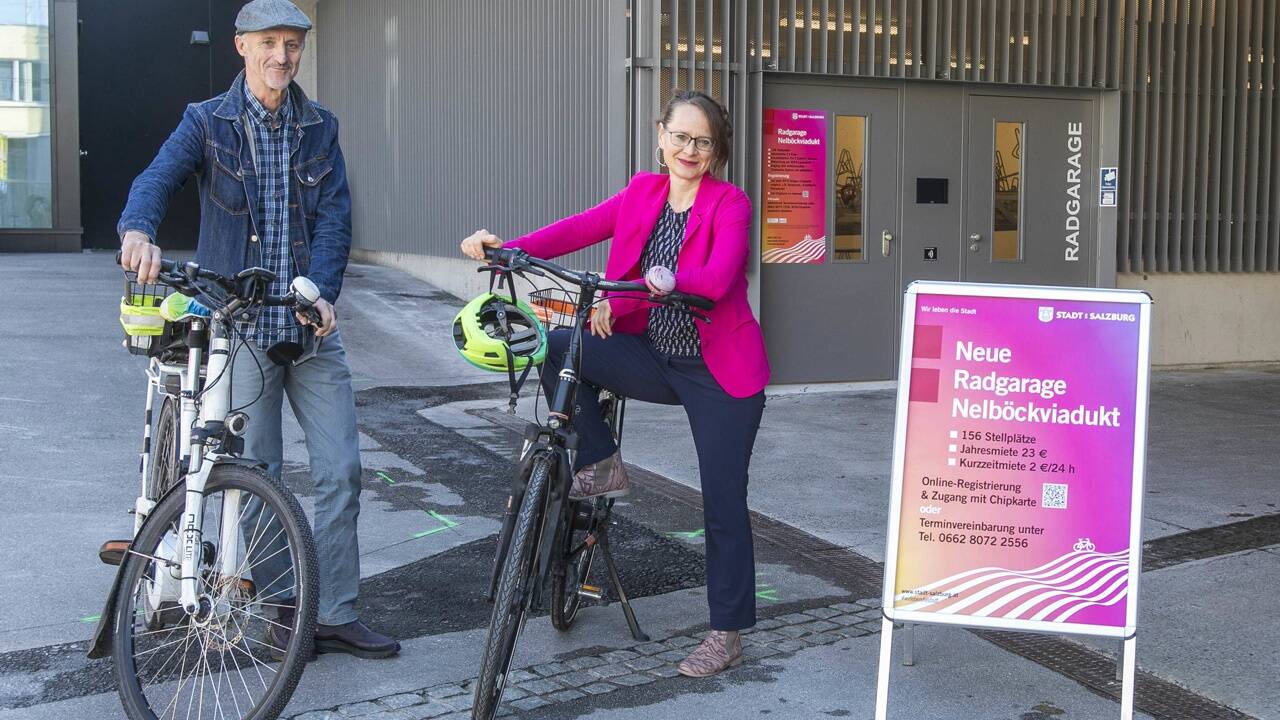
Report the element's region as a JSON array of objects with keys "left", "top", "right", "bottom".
[{"left": 118, "top": 0, "right": 398, "bottom": 659}]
